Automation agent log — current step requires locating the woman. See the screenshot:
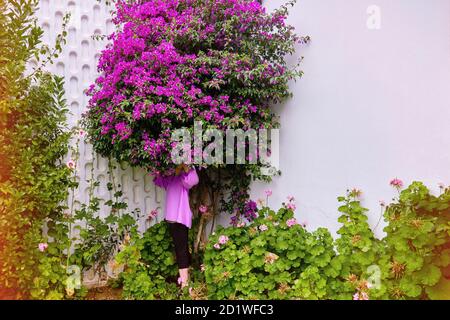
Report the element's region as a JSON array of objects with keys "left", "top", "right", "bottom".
[{"left": 153, "top": 164, "right": 199, "bottom": 288}]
